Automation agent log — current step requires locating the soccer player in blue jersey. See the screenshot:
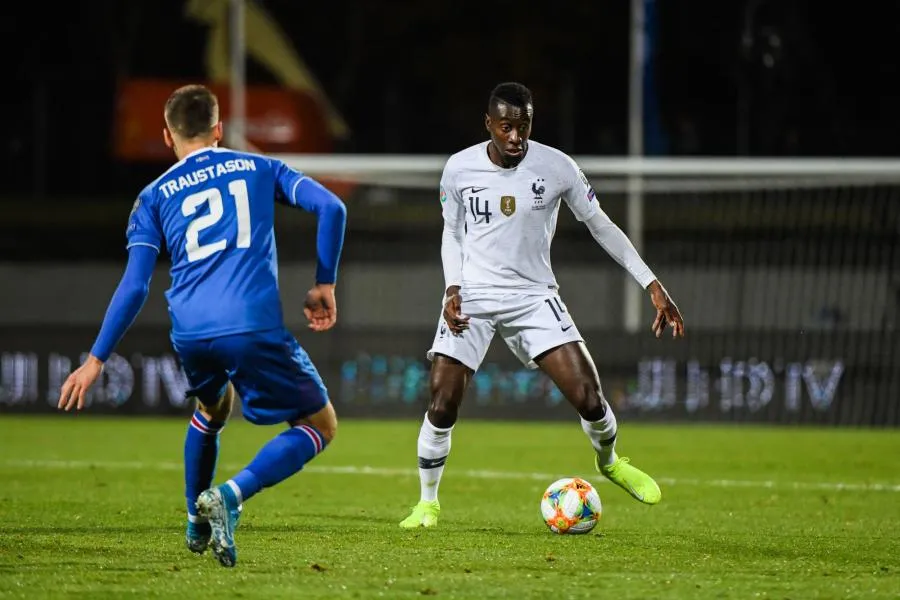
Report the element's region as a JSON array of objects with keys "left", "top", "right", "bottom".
[{"left": 57, "top": 84, "right": 347, "bottom": 568}]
